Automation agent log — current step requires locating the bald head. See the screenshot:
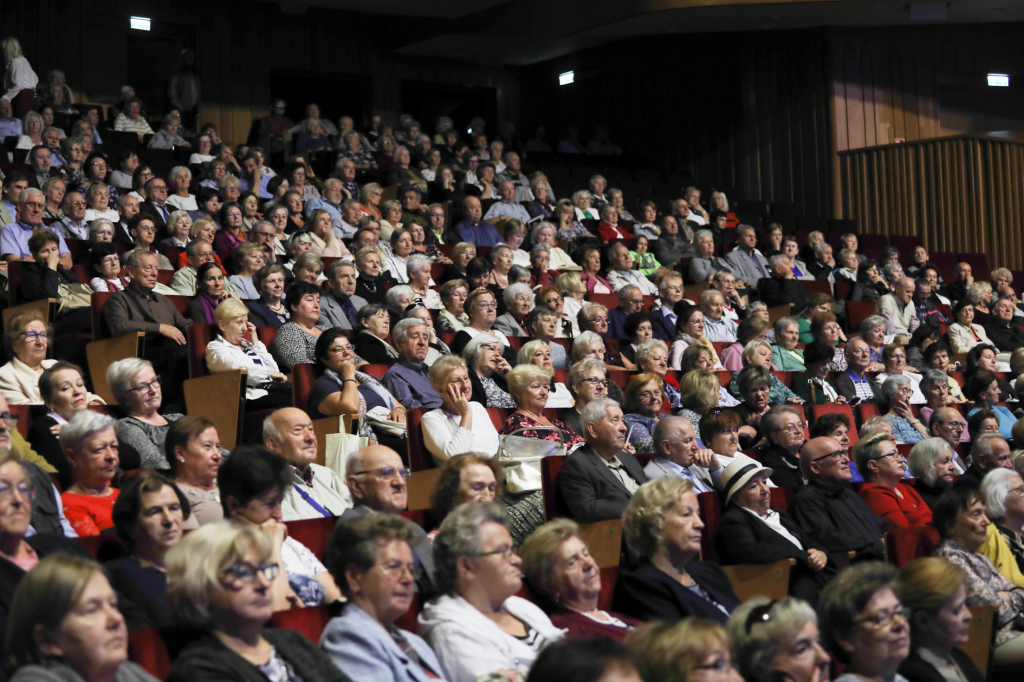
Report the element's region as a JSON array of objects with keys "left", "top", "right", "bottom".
[
  {"left": 930, "top": 407, "right": 965, "bottom": 447},
  {"left": 895, "top": 277, "right": 915, "bottom": 304},
  {"left": 800, "top": 436, "right": 850, "bottom": 486},
  {"left": 263, "top": 408, "right": 317, "bottom": 469}
]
